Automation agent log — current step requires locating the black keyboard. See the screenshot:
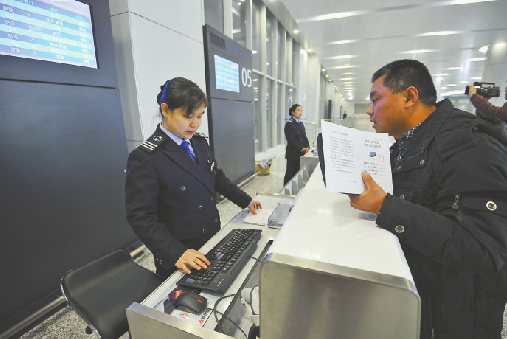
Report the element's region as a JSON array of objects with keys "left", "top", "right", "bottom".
[{"left": 177, "top": 228, "right": 262, "bottom": 294}]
